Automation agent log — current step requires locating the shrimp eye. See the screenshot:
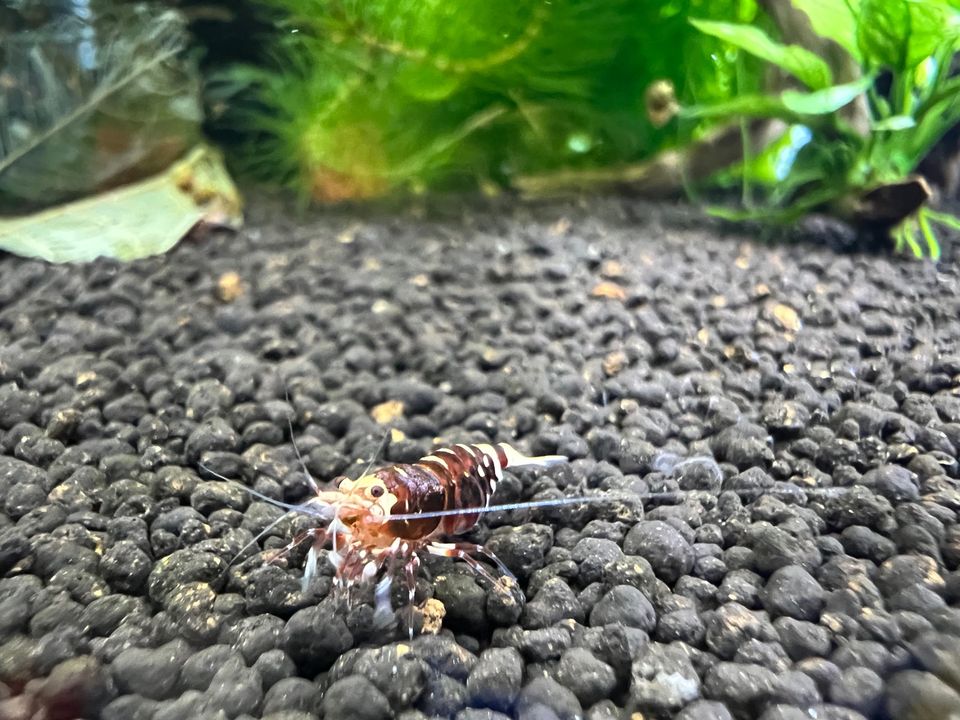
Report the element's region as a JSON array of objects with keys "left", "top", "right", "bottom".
[{"left": 370, "top": 485, "right": 385, "bottom": 498}]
